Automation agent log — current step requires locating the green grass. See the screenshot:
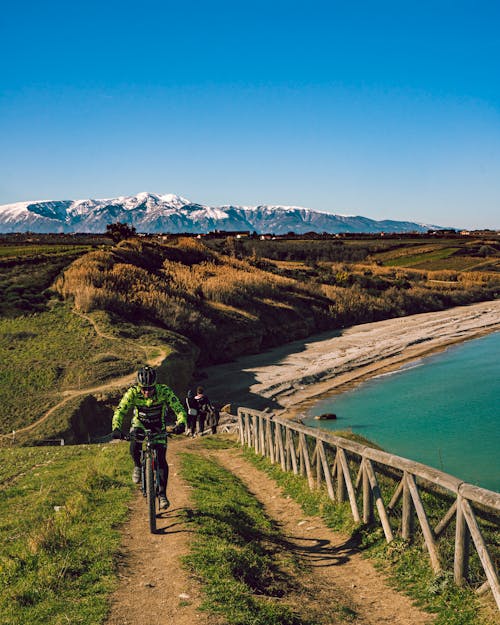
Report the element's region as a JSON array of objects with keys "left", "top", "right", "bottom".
[
  {"left": 0, "top": 244, "right": 93, "bottom": 258},
  {"left": 0, "top": 253, "right": 88, "bottom": 317},
  {"left": 0, "top": 303, "right": 142, "bottom": 435},
  {"left": 178, "top": 450, "right": 357, "bottom": 625},
  {"left": 383, "top": 247, "right": 460, "bottom": 268},
  {"left": 242, "top": 447, "right": 497, "bottom": 625},
  {"left": 380, "top": 247, "right": 499, "bottom": 271},
  {"left": 0, "top": 443, "right": 134, "bottom": 625}
]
